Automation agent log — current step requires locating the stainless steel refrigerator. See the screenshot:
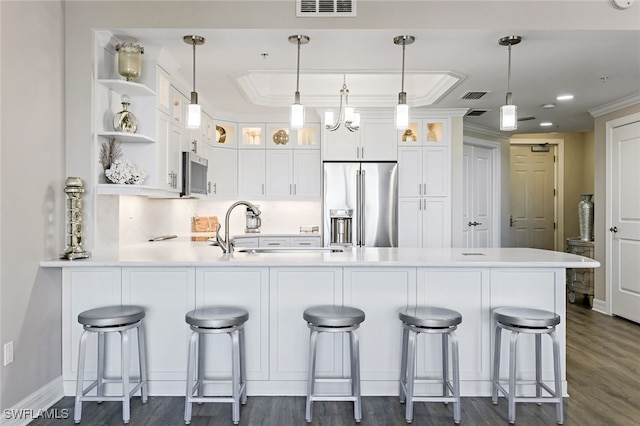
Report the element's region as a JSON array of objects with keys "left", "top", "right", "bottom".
[{"left": 323, "top": 162, "right": 398, "bottom": 247}]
